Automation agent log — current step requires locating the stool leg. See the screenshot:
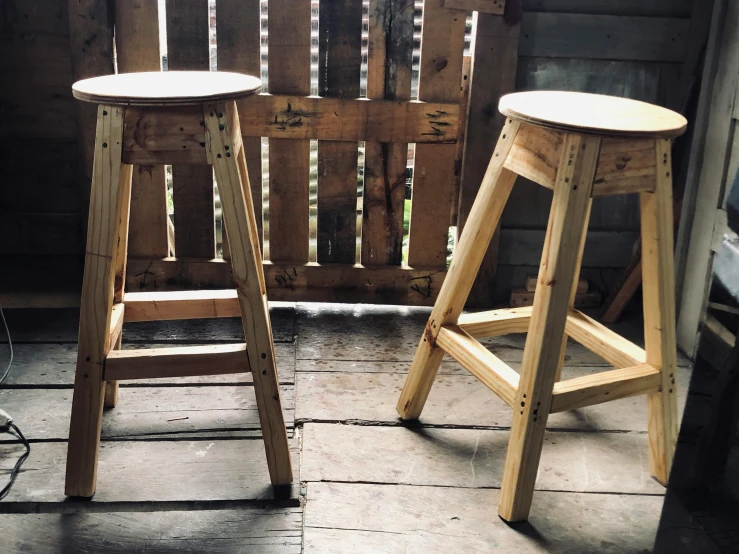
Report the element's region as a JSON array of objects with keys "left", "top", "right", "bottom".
[
  {"left": 397, "top": 119, "right": 522, "bottom": 420},
  {"left": 204, "top": 101, "right": 293, "bottom": 485},
  {"left": 641, "top": 139, "right": 678, "bottom": 485},
  {"left": 104, "top": 162, "right": 133, "bottom": 409},
  {"left": 66, "top": 105, "right": 132, "bottom": 497},
  {"left": 499, "top": 134, "right": 601, "bottom": 522},
  {"left": 554, "top": 198, "right": 593, "bottom": 382}
]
